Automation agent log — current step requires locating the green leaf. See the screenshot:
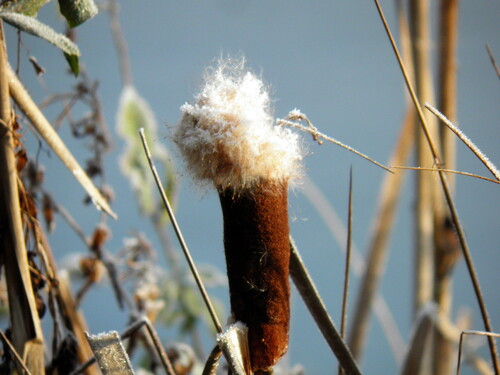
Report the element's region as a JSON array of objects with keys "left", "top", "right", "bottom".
[
  {"left": 0, "top": 11, "right": 80, "bottom": 74},
  {"left": 0, "top": 0, "right": 49, "bottom": 16},
  {"left": 58, "top": 0, "right": 98, "bottom": 28},
  {"left": 64, "top": 52, "right": 79, "bottom": 76}
]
